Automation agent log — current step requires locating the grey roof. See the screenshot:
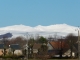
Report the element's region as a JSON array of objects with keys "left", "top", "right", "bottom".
[
  {"left": 33, "top": 43, "right": 41, "bottom": 49},
  {"left": 10, "top": 44, "right": 20, "bottom": 50},
  {"left": 0, "top": 44, "right": 4, "bottom": 49},
  {"left": 74, "top": 43, "right": 78, "bottom": 50}
]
